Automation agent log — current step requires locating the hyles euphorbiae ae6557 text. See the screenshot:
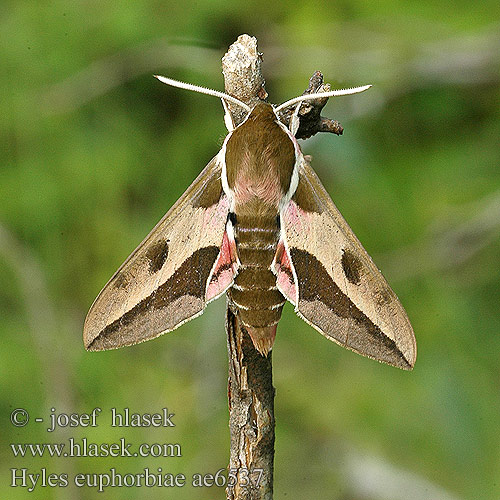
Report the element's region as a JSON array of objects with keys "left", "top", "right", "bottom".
[{"left": 83, "top": 75, "right": 416, "bottom": 369}]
